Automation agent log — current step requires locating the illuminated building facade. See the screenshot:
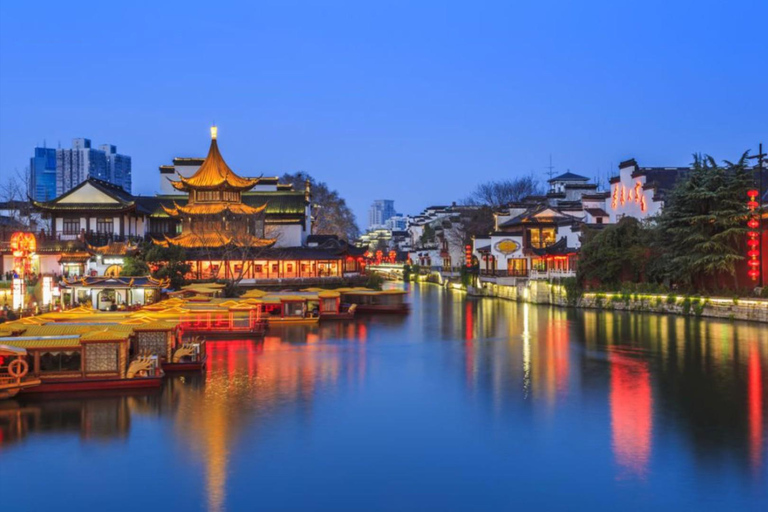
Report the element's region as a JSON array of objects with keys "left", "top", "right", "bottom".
[
  {"left": 12, "top": 127, "right": 365, "bottom": 283},
  {"left": 474, "top": 205, "right": 580, "bottom": 278}
]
